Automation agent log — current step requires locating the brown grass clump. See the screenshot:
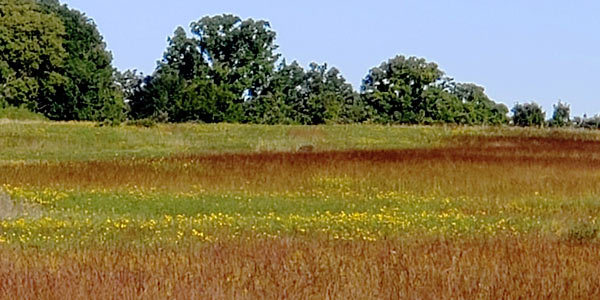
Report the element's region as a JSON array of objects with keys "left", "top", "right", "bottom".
[{"left": 1, "top": 236, "right": 599, "bottom": 299}]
